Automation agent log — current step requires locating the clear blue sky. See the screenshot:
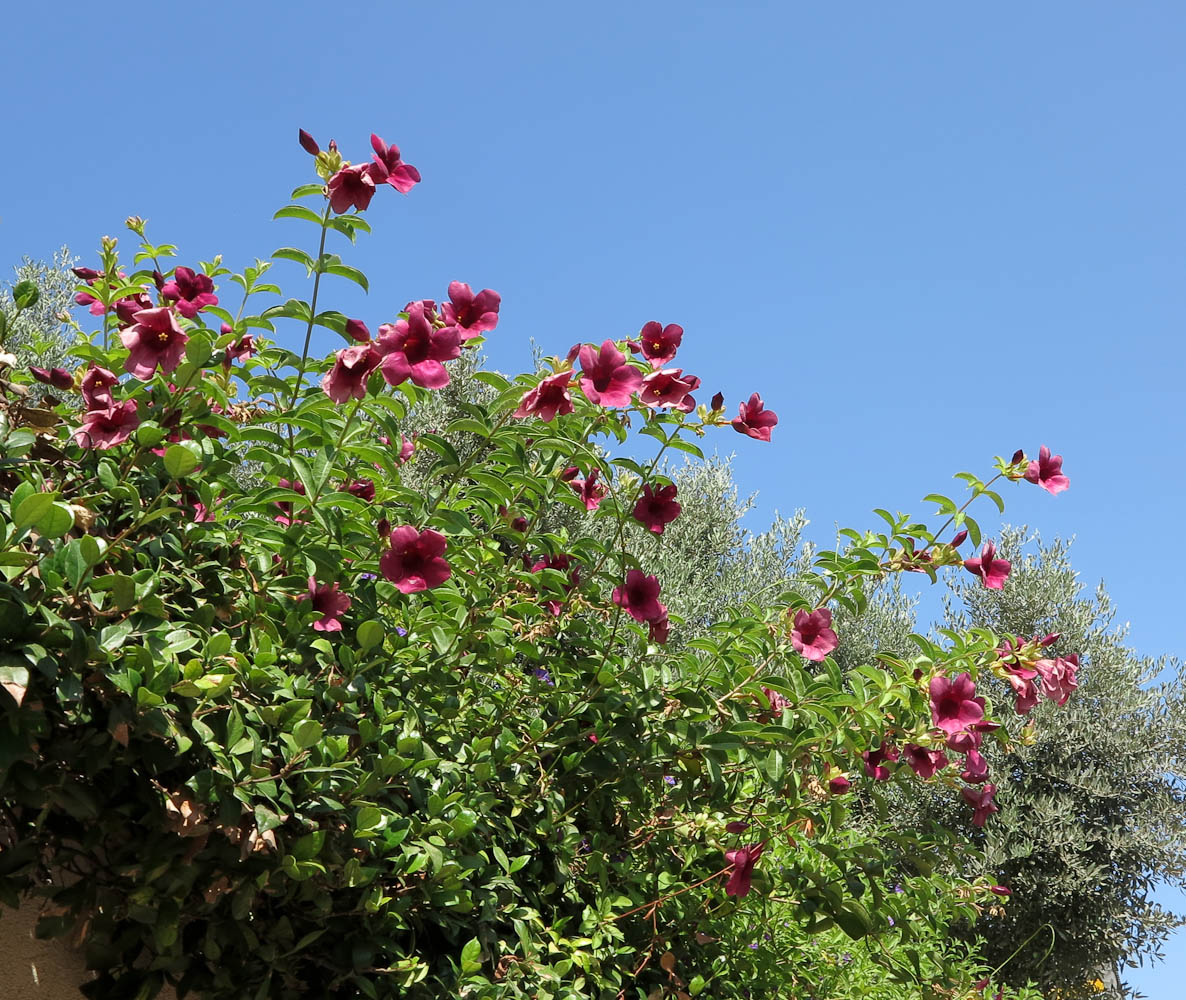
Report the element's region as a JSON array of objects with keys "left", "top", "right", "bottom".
[{"left": 2, "top": 1, "right": 1183, "bottom": 993}]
